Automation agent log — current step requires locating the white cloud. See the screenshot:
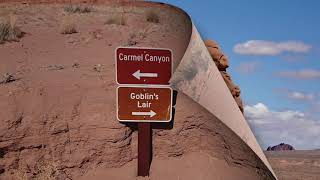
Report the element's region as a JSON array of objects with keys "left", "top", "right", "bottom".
[
  {"left": 245, "top": 103, "right": 269, "bottom": 118},
  {"left": 288, "top": 92, "right": 313, "bottom": 101},
  {"left": 236, "top": 61, "right": 260, "bottom": 74},
  {"left": 244, "top": 103, "right": 320, "bottom": 150},
  {"left": 233, "top": 40, "right": 311, "bottom": 55},
  {"left": 276, "top": 89, "right": 320, "bottom": 103},
  {"left": 286, "top": 90, "right": 315, "bottom": 101},
  {"left": 278, "top": 69, "right": 320, "bottom": 79}
]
